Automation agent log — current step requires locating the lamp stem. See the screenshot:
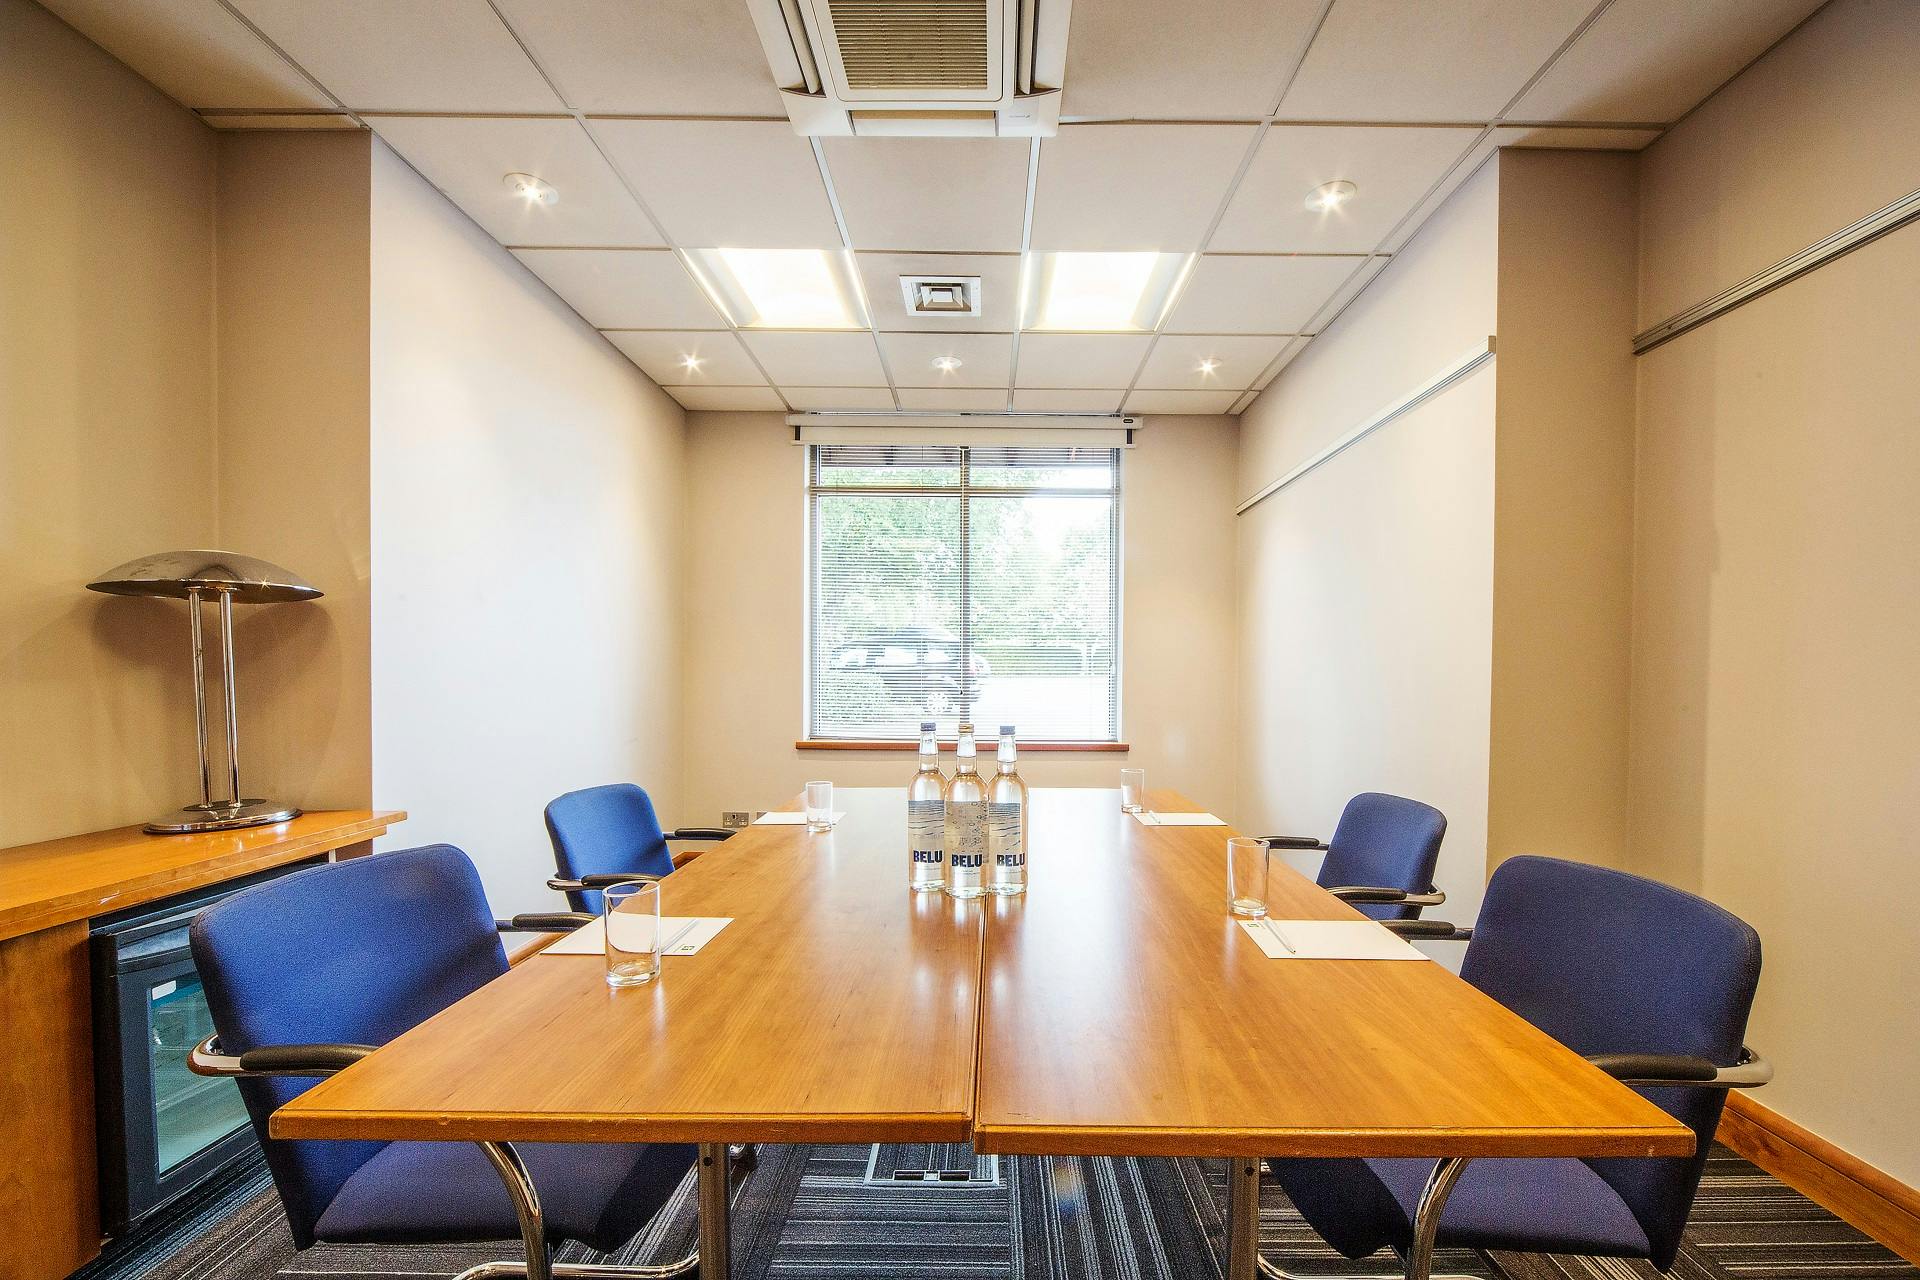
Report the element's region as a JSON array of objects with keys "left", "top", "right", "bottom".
[
  {"left": 218, "top": 589, "right": 241, "bottom": 805},
  {"left": 188, "top": 588, "right": 213, "bottom": 809}
]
